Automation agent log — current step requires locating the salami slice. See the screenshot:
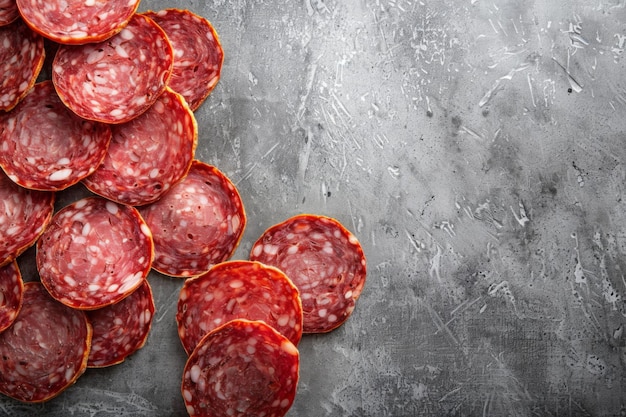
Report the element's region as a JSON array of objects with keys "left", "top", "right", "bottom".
[
  {"left": 0, "top": 0, "right": 18, "bottom": 26},
  {"left": 138, "top": 160, "right": 246, "bottom": 278},
  {"left": 0, "top": 18, "right": 44, "bottom": 111},
  {"left": 143, "top": 8, "right": 224, "bottom": 111},
  {"left": 16, "top": 0, "right": 140, "bottom": 44},
  {"left": 182, "top": 319, "right": 299, "bottom": 417},
  {"left": 86, "top": 279, "right": 155, "bottom": 368},
  {"left": 0, "top": 261, "right": 22, "bottom": 333},
  {"left": 36, "top": 196, "right": 153, "bottom": 310},
  {"left": 82, "top": 87, "right": 197, "bottom": 206},
  {"left": 250, "top": 214, "right": 367, "bottom": 333},
  {"left": 0, "top": 281, "right": 91, "bottom": 403},
  {"left": 0, "top": 170, "right": 54, "bottom": 267},
  {"left": 0, "top": 80, "right": 111, "bottom": 191},
  {"left": 177, "top": 260, "right": 302, "bottom": 355},
  {"left": 52, "top": 13, "right": 173, "bottom": 124}
]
